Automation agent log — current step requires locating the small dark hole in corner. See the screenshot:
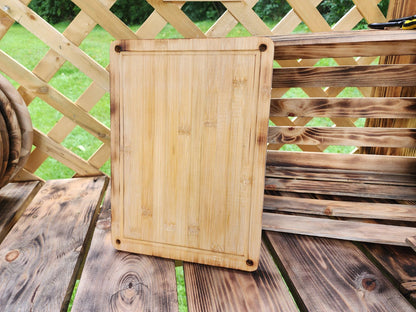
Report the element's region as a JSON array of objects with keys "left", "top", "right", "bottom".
[
  {"left": 246, "top": 259, "right": 254, "bottom": 266},
  {"left": 259, "top": 44, "right": 267, "bottom": 52},
  {"left": 115, "top": 45, "right": 122, "bottom": 53},
  {"left": 116, "top": 239, "right": 121, "bottom": 245}
]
